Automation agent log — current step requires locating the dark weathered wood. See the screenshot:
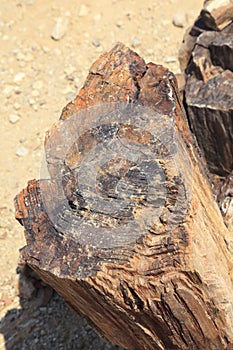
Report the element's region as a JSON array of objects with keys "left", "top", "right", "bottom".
[
  {"left": 15, "top": 43, "right": 233, "bottom": 349},
  {"left": 183, "top": 21, "right": 233, "bottom": 179},
  {"left": 201, "top": 0, "right": 233, "bottom": 30},
  {"left": 179, "top": 7, "right": 233, "bottom": 230},
  {"left": 209, "top": 32, "right": 233, "bottom": 70},
  {"left": 179, "top": 0, "right": 233, "bottom": 70}
]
